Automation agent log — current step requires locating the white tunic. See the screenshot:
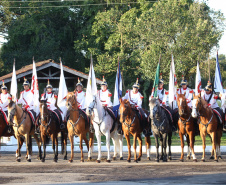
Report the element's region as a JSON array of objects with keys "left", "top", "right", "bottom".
[
  {"left": 150, "top": 88, "right": 169, "bottom": 106},
  {"left": 177, "top": 87, "right": 193, "bottom": 108},
  {"left": 0, "top": 93, "right": 10, "bottom": 111},
  {"left": 41, "top": 92, "right": 57, "bottom": 111},
  {"left": 122, "top": 89, "right": 143, "bottom": 108},
  {"left": 98, "top": 89, "right": 112, "bottom": 107},
  {"left": 17, "top": 89, "right": 34, "bottom": 111},
  {"left": 75, "top": 90, "right": 86, "bottom": 109},
  {"left": 201, "top": 90, "right": 219, "bottom": 109}
]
